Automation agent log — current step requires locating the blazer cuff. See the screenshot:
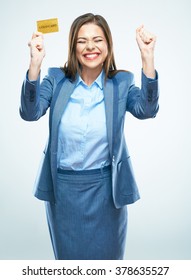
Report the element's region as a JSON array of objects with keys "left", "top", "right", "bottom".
[
  {"left": 141, "top": 69, "right": 159, "bottom": 102},
  {"left": 142, "top": 69, "right": 158, "bottom": 81},
  {"left": 26, "top": 70, "right": 41, "bottom": 85}
]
